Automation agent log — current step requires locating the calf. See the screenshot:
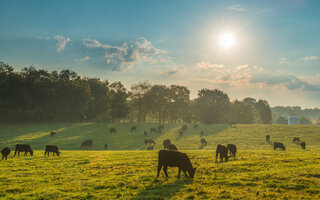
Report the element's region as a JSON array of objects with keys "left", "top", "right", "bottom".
[
  {"left": 157, "top": 150, "right": 196, "bottom": 179},
  {"left": 1, "top": 147, "right": 10, "bottom": 160},
  {"left": 45, "top": 145, "right": 60, "bottom": 156},
  {"left": 200, "top": 138, "right": 207, "bottom": 146},
  {"left": 14, "top": 144, "right": 33, "bottom": 156},
  {"left": 80, "top": 140, "right": 93, "bottom": 149},
  {"left": 227, "top": 144, "right": 237, "bottom": 158},
  {"left": 300, "top": 142, "right": 306, "bottom": 150},
  {"left": 109, "top": 128, "right": 117, "bottom": 134},
  {"left": 104, "top": 144, "right": 108, "bottom": 150},
  {"left": 130, "top": 126, "right": 137, "bottom": 132},
  {"left": 293, "top": 137, "right": 300, "bottom": 142},
  {"left": 50, "top": 131, "right": 56, "bottom": 136},
  {"left": 163, "top": 139, "right": 171, "bottom": 149},
  {"left": 168, "top": 144, "right": 178, "bottom": 151},
  {"left": 194, "top": 124, "right": 199, "bottom": 128},
  {"left": 215, "top": 144, "right": 228, "bottom": 162},
  {"left": 273, "top": 142, "right": 286, "bottom": 151},
  {"left": 144, "top": 139, "right": 156, "bottom": 146}
]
